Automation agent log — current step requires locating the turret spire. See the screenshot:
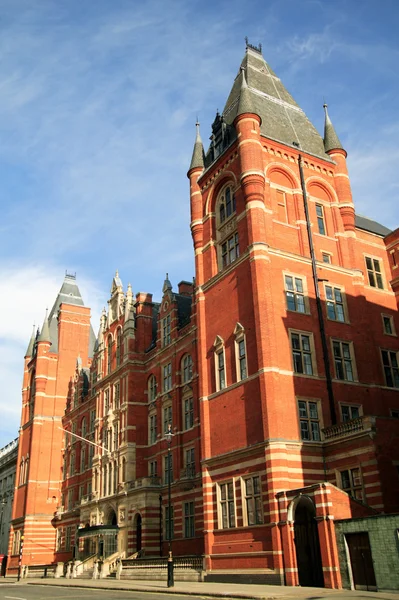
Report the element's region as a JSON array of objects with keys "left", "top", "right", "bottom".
[
  {"left": 162, "top": 273, "right": 173, "bottom": 294},
  {"left": 189, "top": 121, "right": 205, "bottom": 171},
  {"left": 25, "top": 324, "right": 36, "bottom": 357},
  {"left": 323, "top": 103, "right": 344, "bottom": 154},
  {"left": 38, "top": 309, "right": 51, "bottom": 343}
]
